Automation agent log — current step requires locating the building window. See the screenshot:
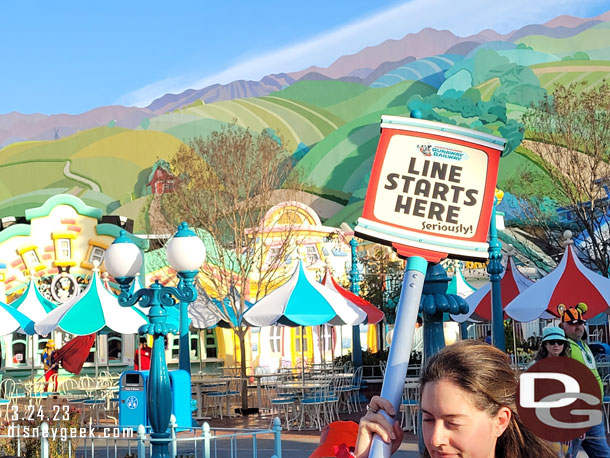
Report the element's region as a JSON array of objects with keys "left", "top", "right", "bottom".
[
  {"left": 108, "top": 332, "right": 122, "bottom": 362},
  {"left": 204, "top": 329, "right": 218, "bottom": 359},
  {"left": 11, "top": 333, "right": 26, "bottom": 366},
  {"left": 306, "top": 245, "right": 320, "bottom": 264},
  {"left": 170, "top": 335, "right": 180, "bottom": 361},
  {"left": 320, "top": 325, "right": 332, "bottom": 353},
  {"left": 295, "top": 327, "right": 308, "bottom": 353},
  {"left": 270, "top": 326, "right": 281, "bottom": 353},
  {"left": 17, "top": 246, "right": 45, "bottom": 274},
  {"left": 86, "top": 338, "right": 96, "bottom": 363},
  {"left": 81, "top": 239, "right": 110, "bottom": 270},
  {"left": 51, "top": 232, "right": 76, "bottom": 267},
  {"left": 90, "top": 247, "right": 105, "bottom": 265},
  {"left": 57, "top": 239, "right": 71, "bottom": 259},
  {"left": 25, "top": 250, "right": 40, "bottom": 265},
  {"left": 190, "top": 333, "right": 199, "bottom": 360}
]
